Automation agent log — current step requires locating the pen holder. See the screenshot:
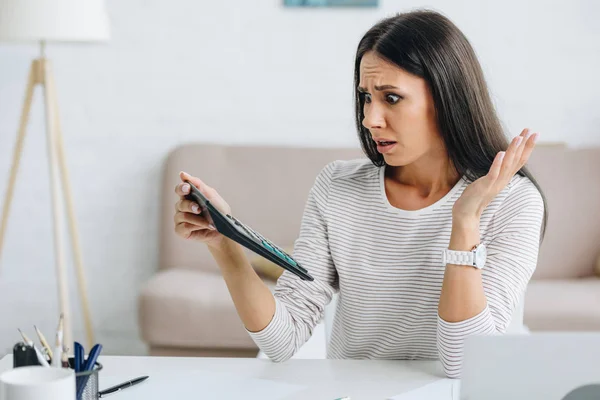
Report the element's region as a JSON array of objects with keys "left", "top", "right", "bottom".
[
  {"left": 68, "top": 357, "right": 103, "bottom": 400},
  {"left": 12, "top": 342, "right": 42, "bottom": 368}
]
